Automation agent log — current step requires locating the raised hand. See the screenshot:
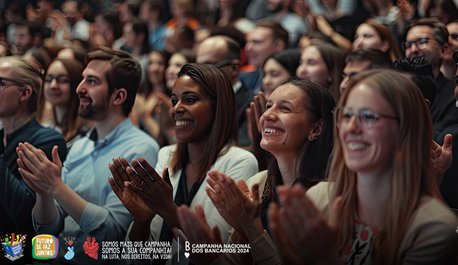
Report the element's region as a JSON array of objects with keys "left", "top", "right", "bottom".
[
  {"left": 206, "top": 171, "right": 261, "bottom": 230},
  {"left": 431, "top": 134, "right": 453, "bottom": 181},
  {"left": 108, "top": 158, "right": 156, "bottom": 222},
  {"left": 124, "top": 159, "right": 177, "bottom": 225},
  {"left": 17, "top": 143, "right": 63, "bottom": 195},
  {"left": 268, "top": 185, "right": 342, "bottom": 265}
]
